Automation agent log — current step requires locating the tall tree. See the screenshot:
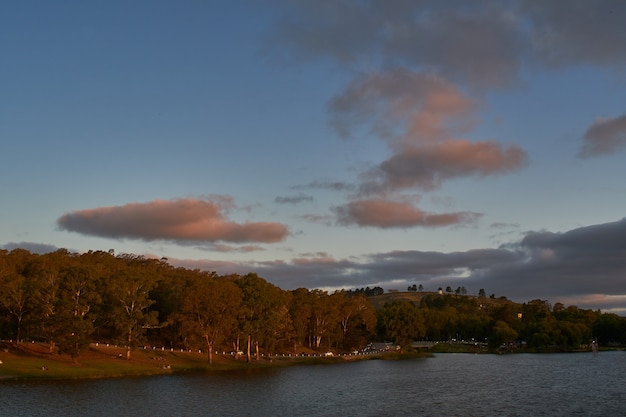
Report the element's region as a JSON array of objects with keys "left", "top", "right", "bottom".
[
  {"left": 0, "top": 249, "right": 38, "bottom": 344},
  {"left": 235, "top": 273, "right": 288, "bottom": 361},
  {"left": 180, "top": 274, "right": 241, "bottom": 364},
  {"left": 289, "top": 288, "right": 314, "bottom": 350},
  {"left": 53, "top": 266, "right": 100, "bottom": 362},
  {"left": 107, "top": 256, "right": 158, "bottom": 360}
]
